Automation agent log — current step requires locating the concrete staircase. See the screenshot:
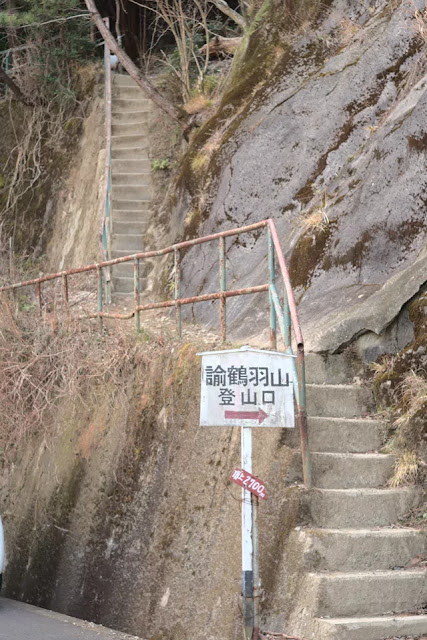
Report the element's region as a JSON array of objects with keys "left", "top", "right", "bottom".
[
  {"left": 110, "top": 73, "right": 152, "bottom": 295},
  {"left": 284, "top": 354, "right": 427, "bottom": 640}
]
